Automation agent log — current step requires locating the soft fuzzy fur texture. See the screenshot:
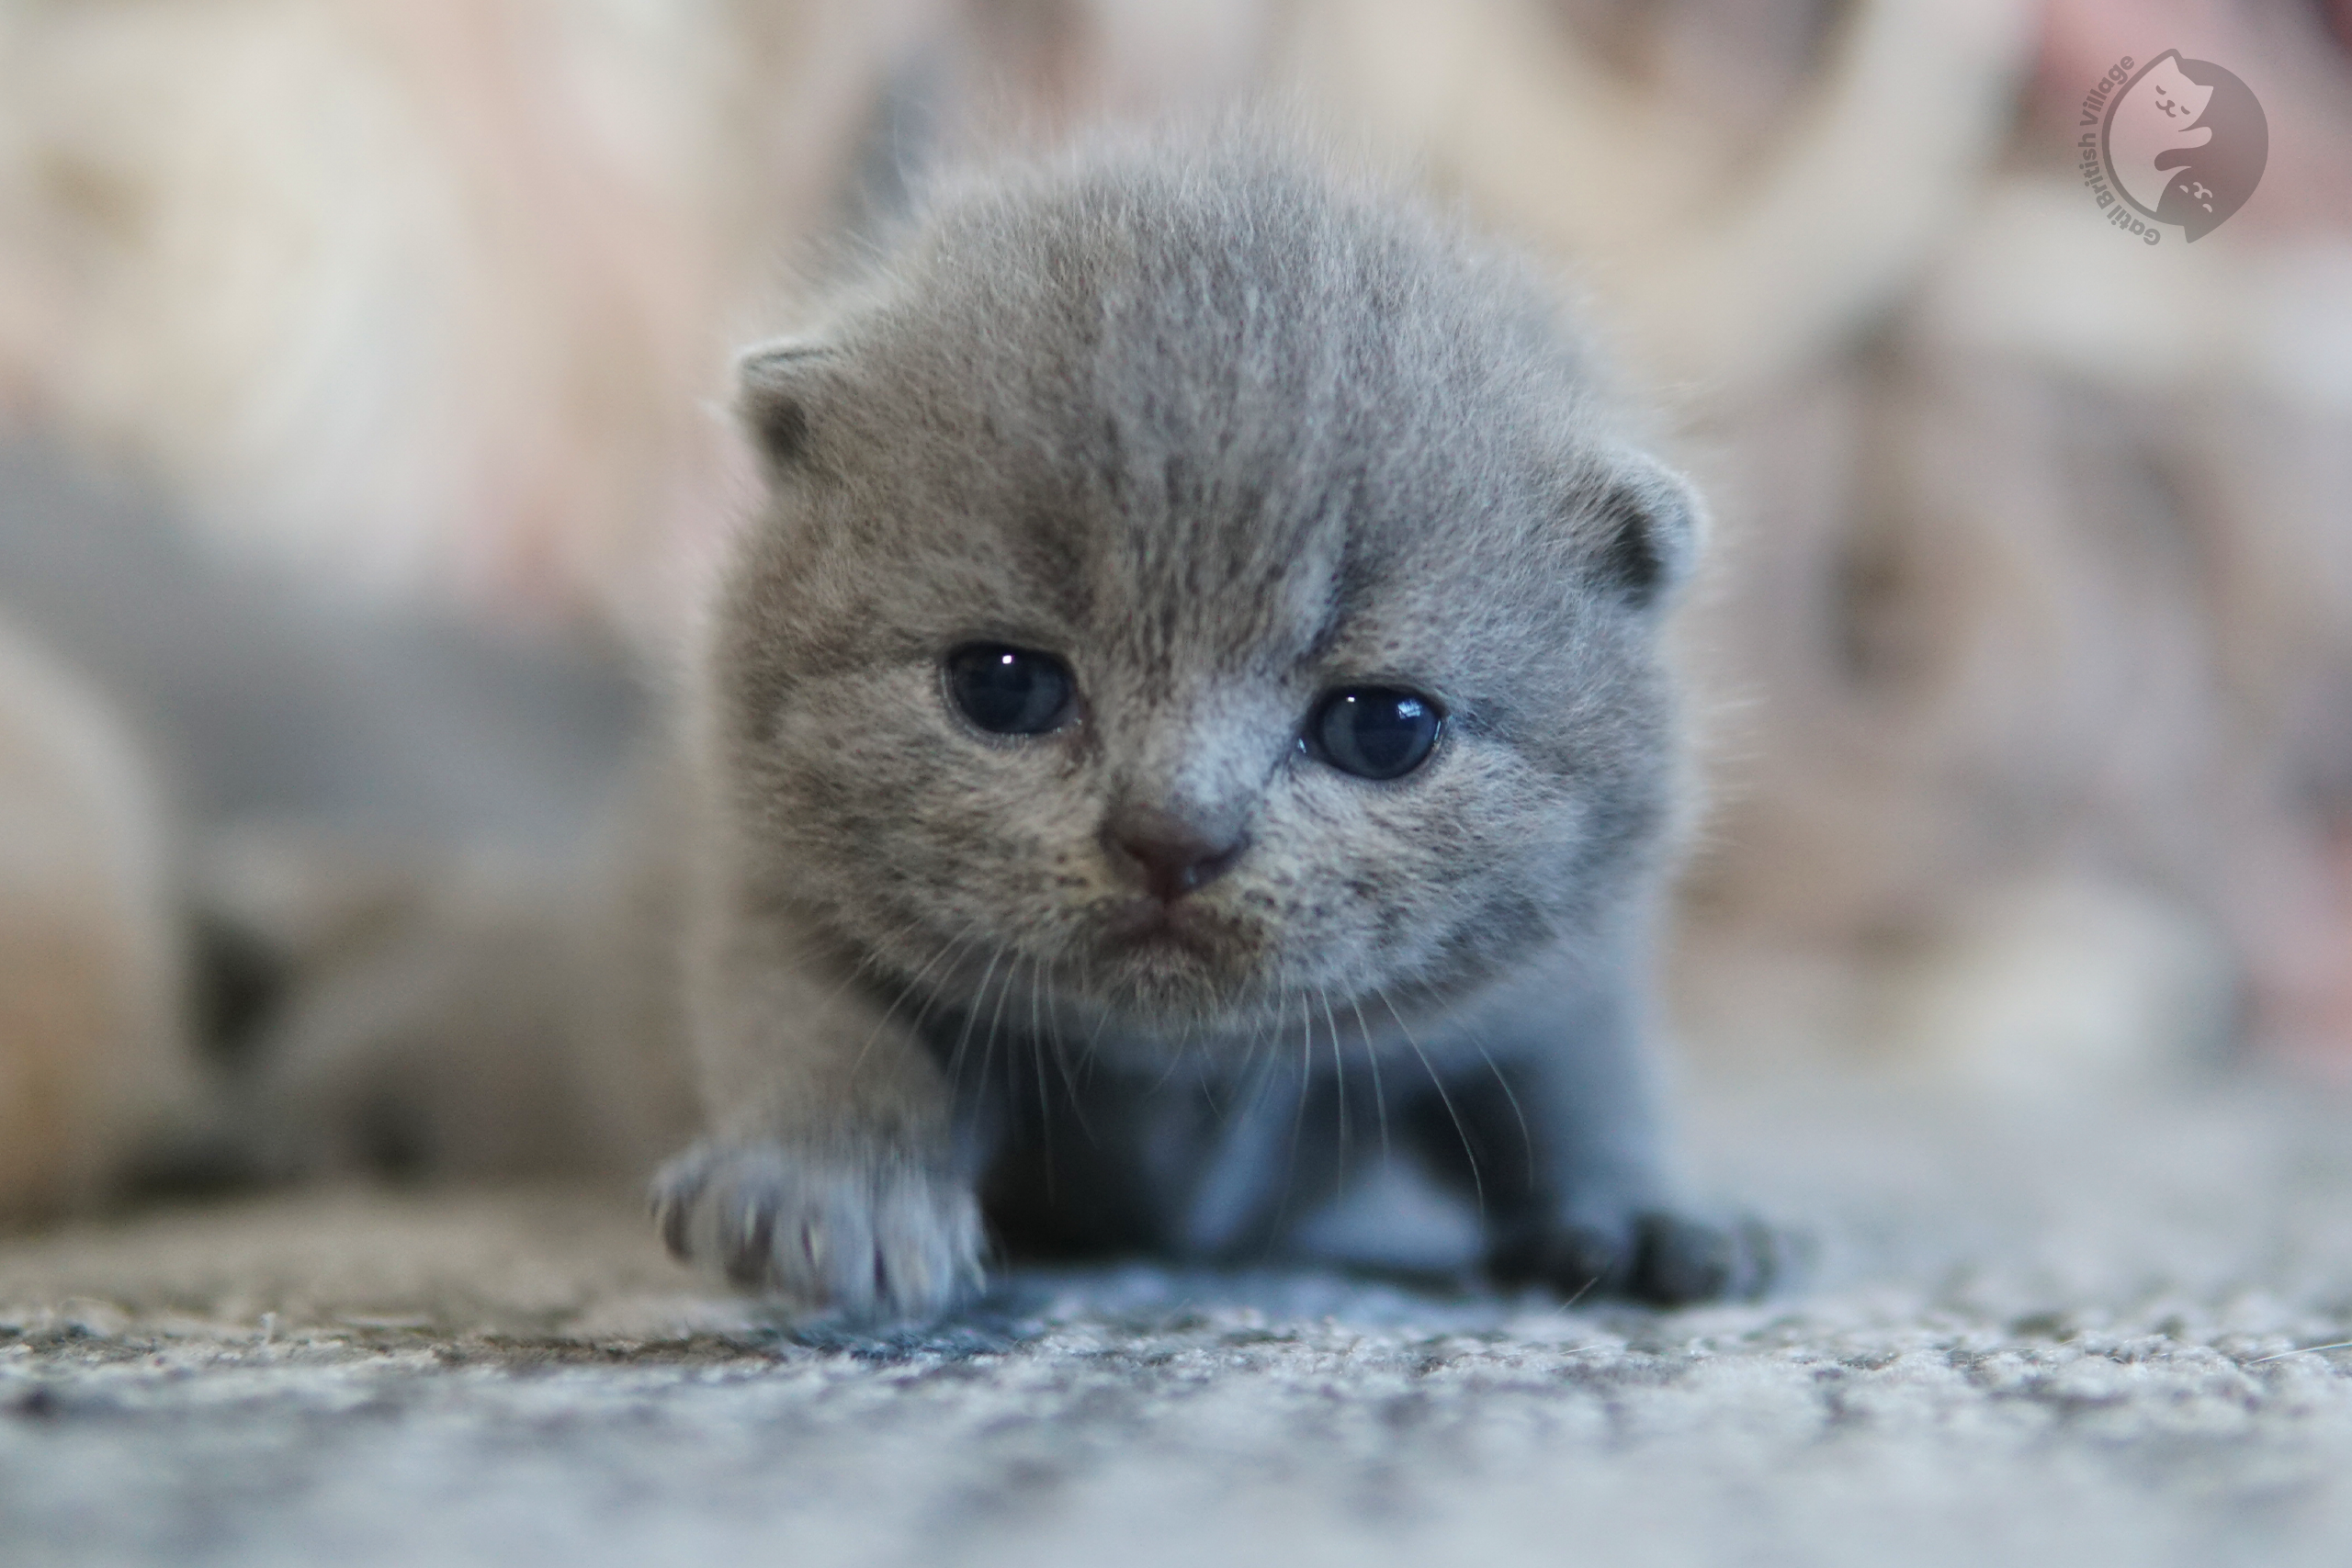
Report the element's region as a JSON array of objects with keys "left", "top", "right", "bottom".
[{"left": 650, "top": 133, "right": 1772, "bottom": 1322}]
